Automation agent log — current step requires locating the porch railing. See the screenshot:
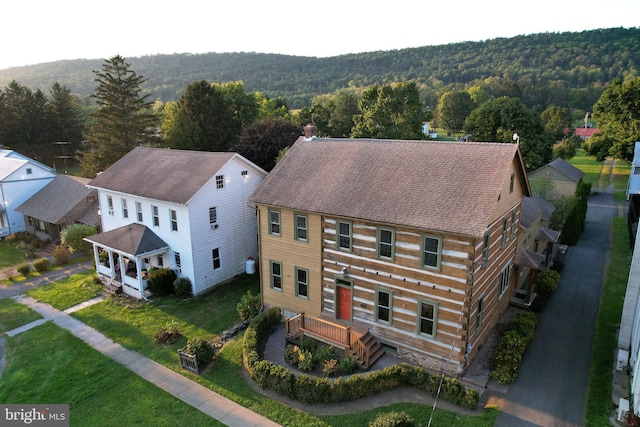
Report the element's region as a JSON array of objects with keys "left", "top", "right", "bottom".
[{"left": 286, "top": 313, "right": 350, "bottom": 348}]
